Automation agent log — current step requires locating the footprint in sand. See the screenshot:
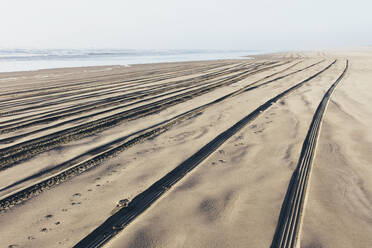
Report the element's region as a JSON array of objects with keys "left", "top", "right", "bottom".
[
  {"left": 45, "top": 214, "right": 53, "bottom": 219},
  {"left": 234, "top": 142, "right": 244, "bottom": 147}
]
